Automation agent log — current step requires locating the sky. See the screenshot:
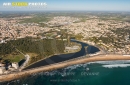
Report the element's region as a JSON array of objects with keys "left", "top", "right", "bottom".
[{"left": 0, "top": 0, "right": 130, "bottom": 11}]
